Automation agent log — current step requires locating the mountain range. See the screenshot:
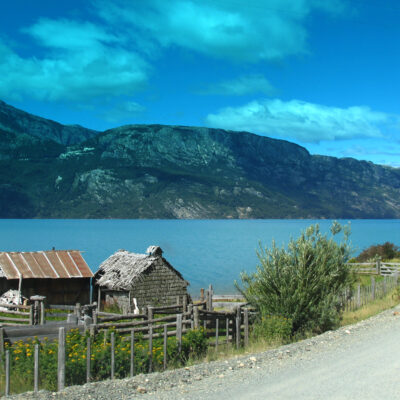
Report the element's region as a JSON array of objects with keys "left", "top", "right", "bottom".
[{"left": 1, "top": 99, "right": 400, "bottom": 219}]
